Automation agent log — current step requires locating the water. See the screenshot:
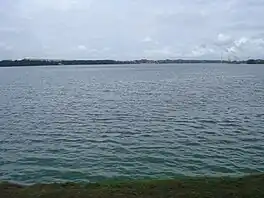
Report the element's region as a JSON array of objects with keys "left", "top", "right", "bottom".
[{"left": 0, "top": 64, "right": 264, "bottom": 184}]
